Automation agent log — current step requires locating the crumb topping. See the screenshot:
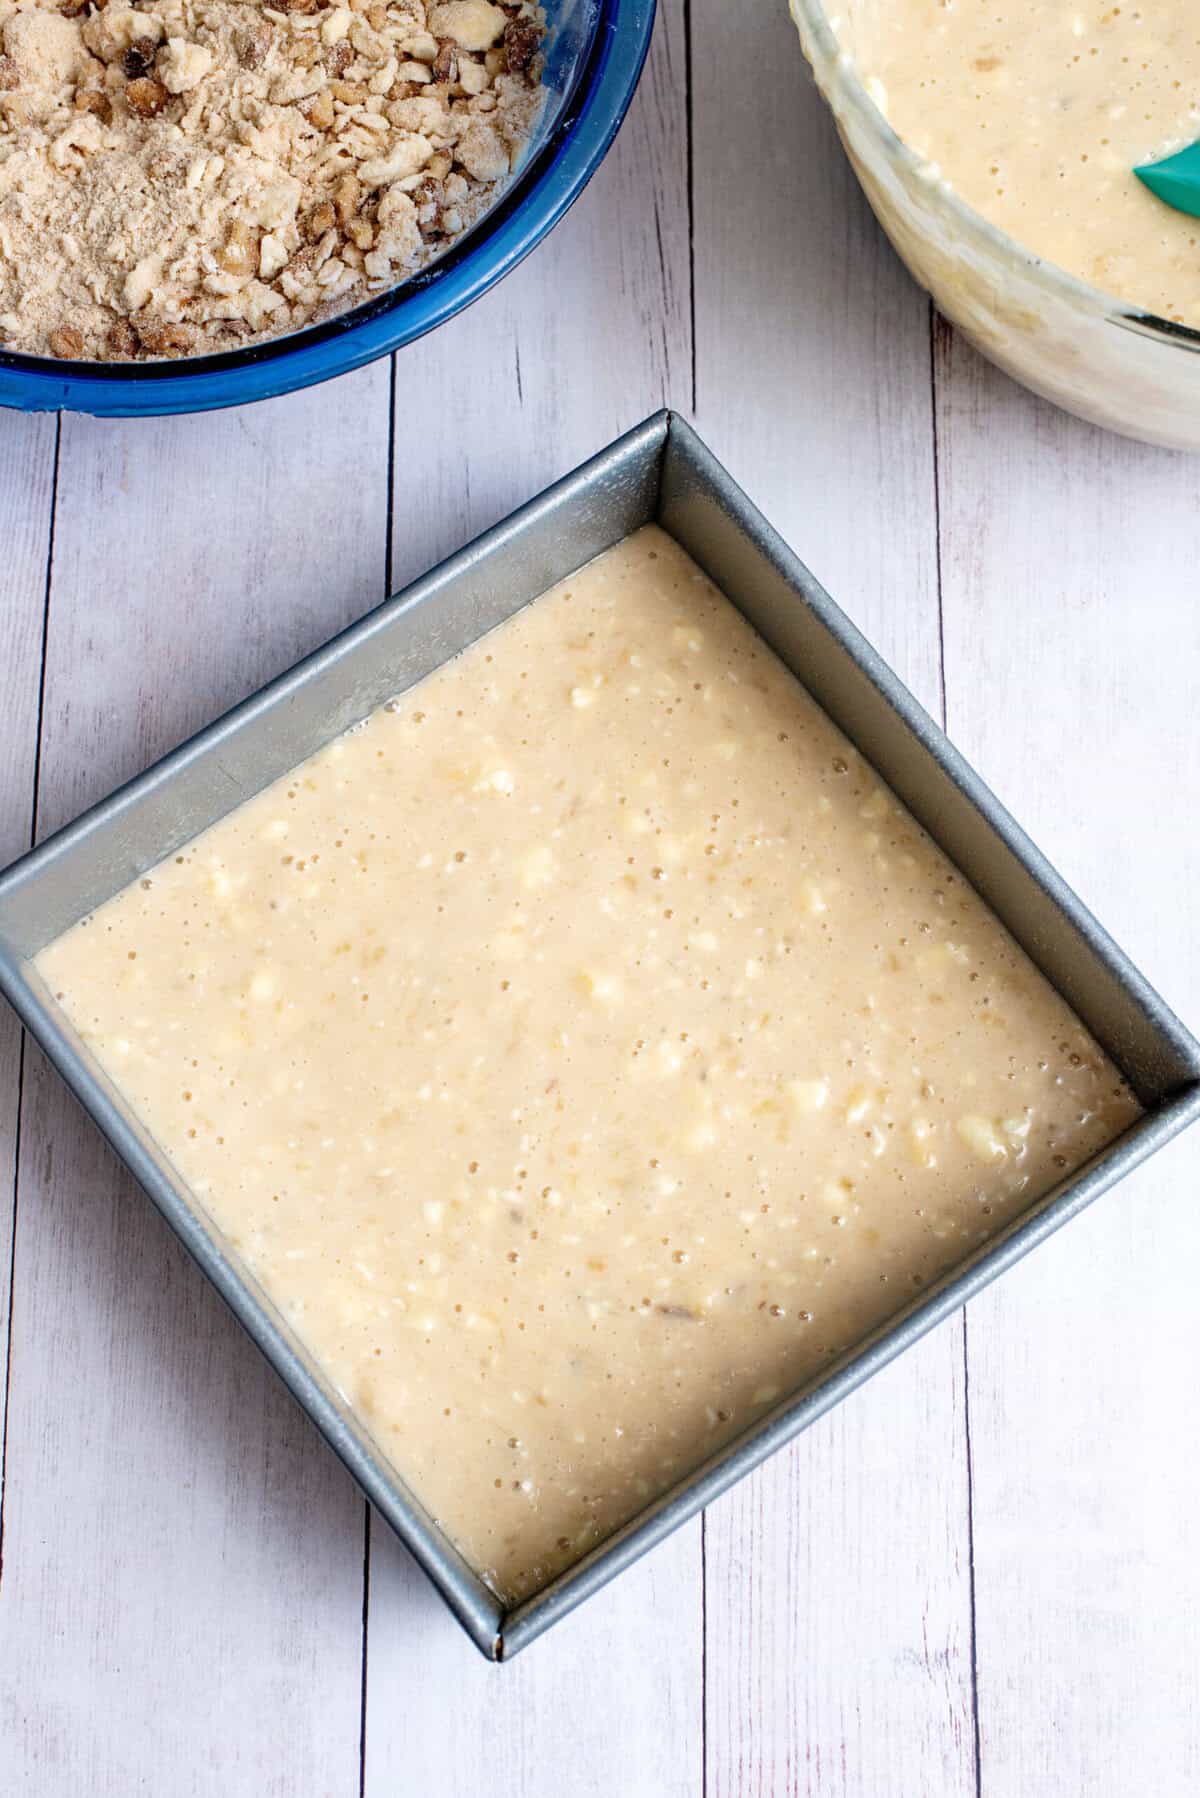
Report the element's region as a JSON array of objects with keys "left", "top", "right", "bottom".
[{"left": 0, "top": 0, "right": 544, "bottom": 360}]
